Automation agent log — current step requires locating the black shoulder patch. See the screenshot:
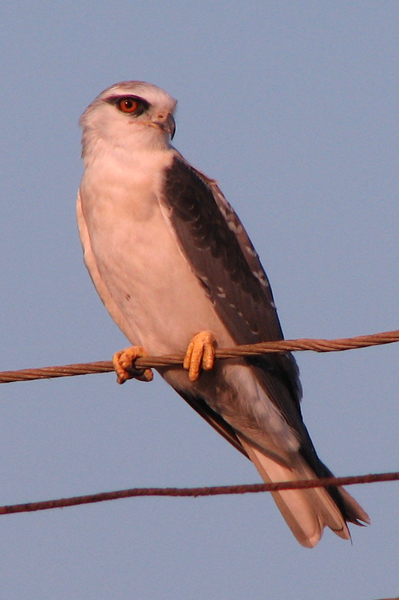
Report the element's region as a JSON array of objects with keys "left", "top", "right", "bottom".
[{"left": 163, "top": 155, "right": 302, "bottom": 412}]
